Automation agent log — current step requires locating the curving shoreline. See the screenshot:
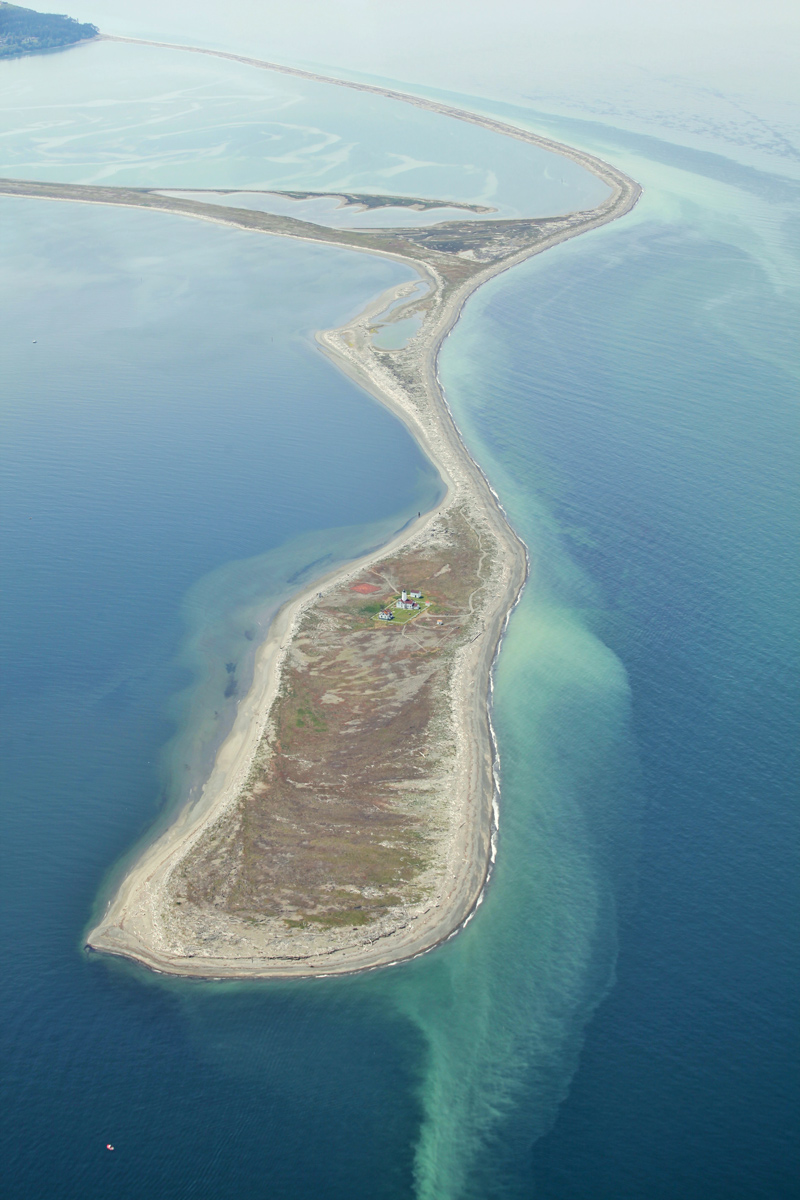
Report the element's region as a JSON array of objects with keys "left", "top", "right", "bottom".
[
  {"left": 84, "top": 266, "right": 530, "bottom": 979},
  {"left": 1, "top": 37, "right": 640, "bottom": 977},
  {"left": 98, "top": 33, "right": 630, "bottom": 203}
]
